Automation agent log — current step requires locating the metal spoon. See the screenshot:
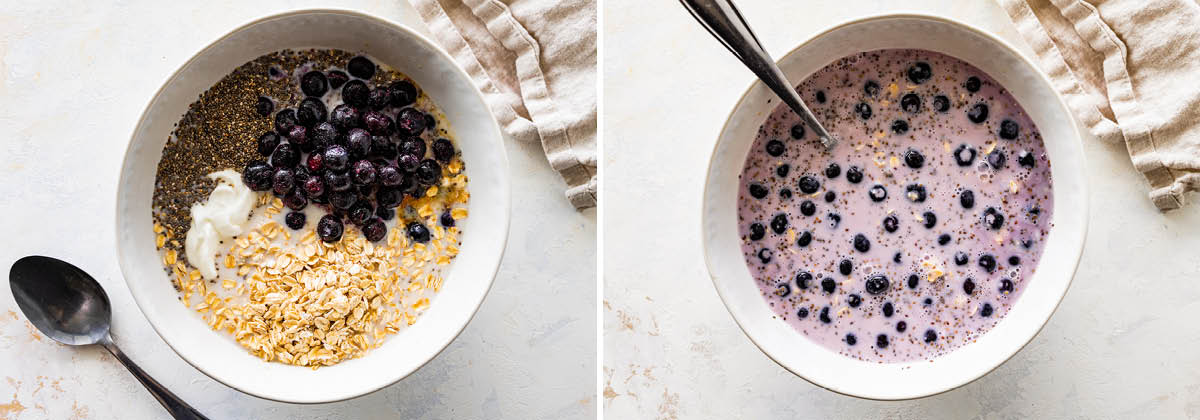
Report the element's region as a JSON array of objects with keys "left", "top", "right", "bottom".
[
  {"left": 680, "top": 0, "right": 837, "bottom": 149},
  {"left": 9, "top": 256, "right": 208, "bottom": 420}
]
